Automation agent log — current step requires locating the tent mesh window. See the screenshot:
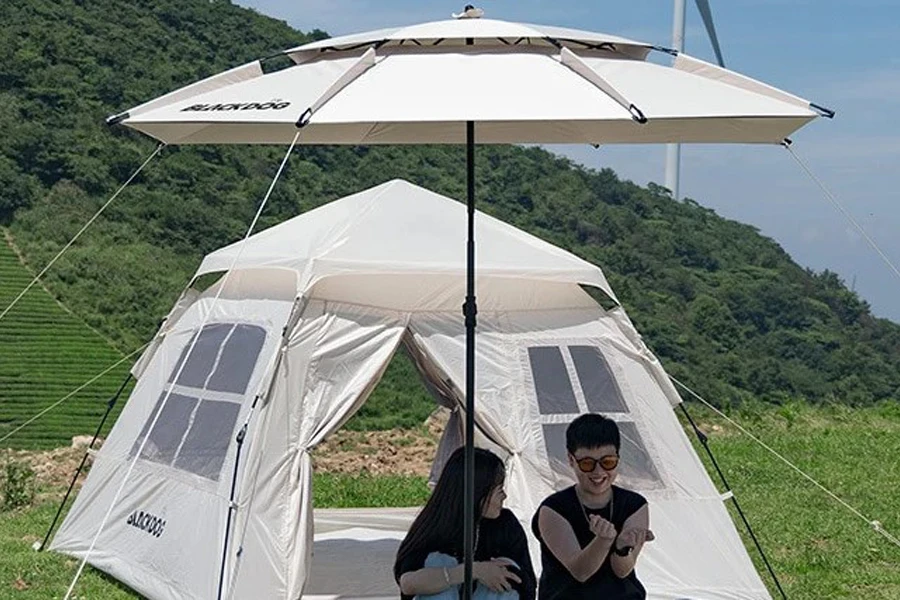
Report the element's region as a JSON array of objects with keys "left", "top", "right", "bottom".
[
  {"left": 130, "top": 323, "right": 266, "bottom": 480},
  {"left": 527, "top": 344, "right": 662, "bottom": 489}
]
